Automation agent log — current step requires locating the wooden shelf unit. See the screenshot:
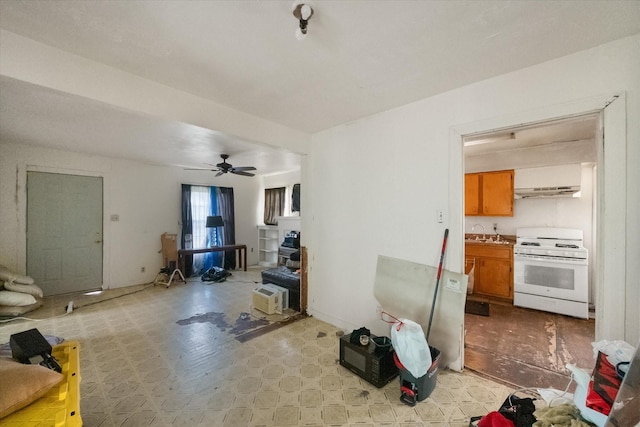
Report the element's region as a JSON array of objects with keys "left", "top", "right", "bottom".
[{"left": 258, "top": 225, "right": 279, "bottom": 267}]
